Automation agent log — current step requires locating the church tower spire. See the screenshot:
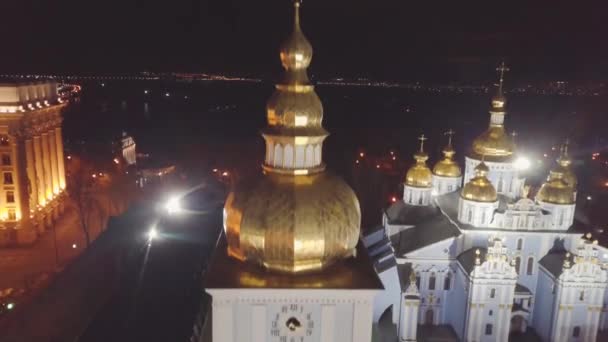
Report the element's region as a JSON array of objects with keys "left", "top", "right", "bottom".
[{"left": 263, "top": 0, "right": 328, "bottom": 175}]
